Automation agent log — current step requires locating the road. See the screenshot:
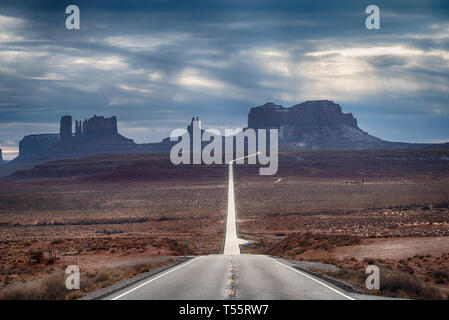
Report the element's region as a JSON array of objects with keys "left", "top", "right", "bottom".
[
  {"left": 103, "top": 155, "right": 370, "bottom": 300},
  {"left": 223, "top": 156, "right": 252, "bottom": 255},
  {"left": 106, "top": 255, "right": 356, "bottom": 300}
]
